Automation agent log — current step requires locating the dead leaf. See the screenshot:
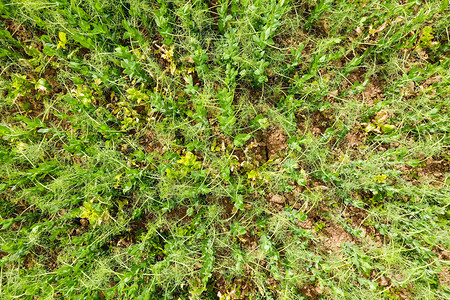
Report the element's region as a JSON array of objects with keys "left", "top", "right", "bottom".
[
  {"left": 374, "top": 111, "right": 389, "bottom": 124},
  {"left": 375, "top": 22, "right": 387, "bottom": 34},
  {"left": 393, "top": 16, "right": 404, "bottom": 23},
  {"left": 329, "top": 90, "right": 339, "bottom": 97},
  {"left": 356, "top": 27, "right": 363, "bottom": 35}
]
